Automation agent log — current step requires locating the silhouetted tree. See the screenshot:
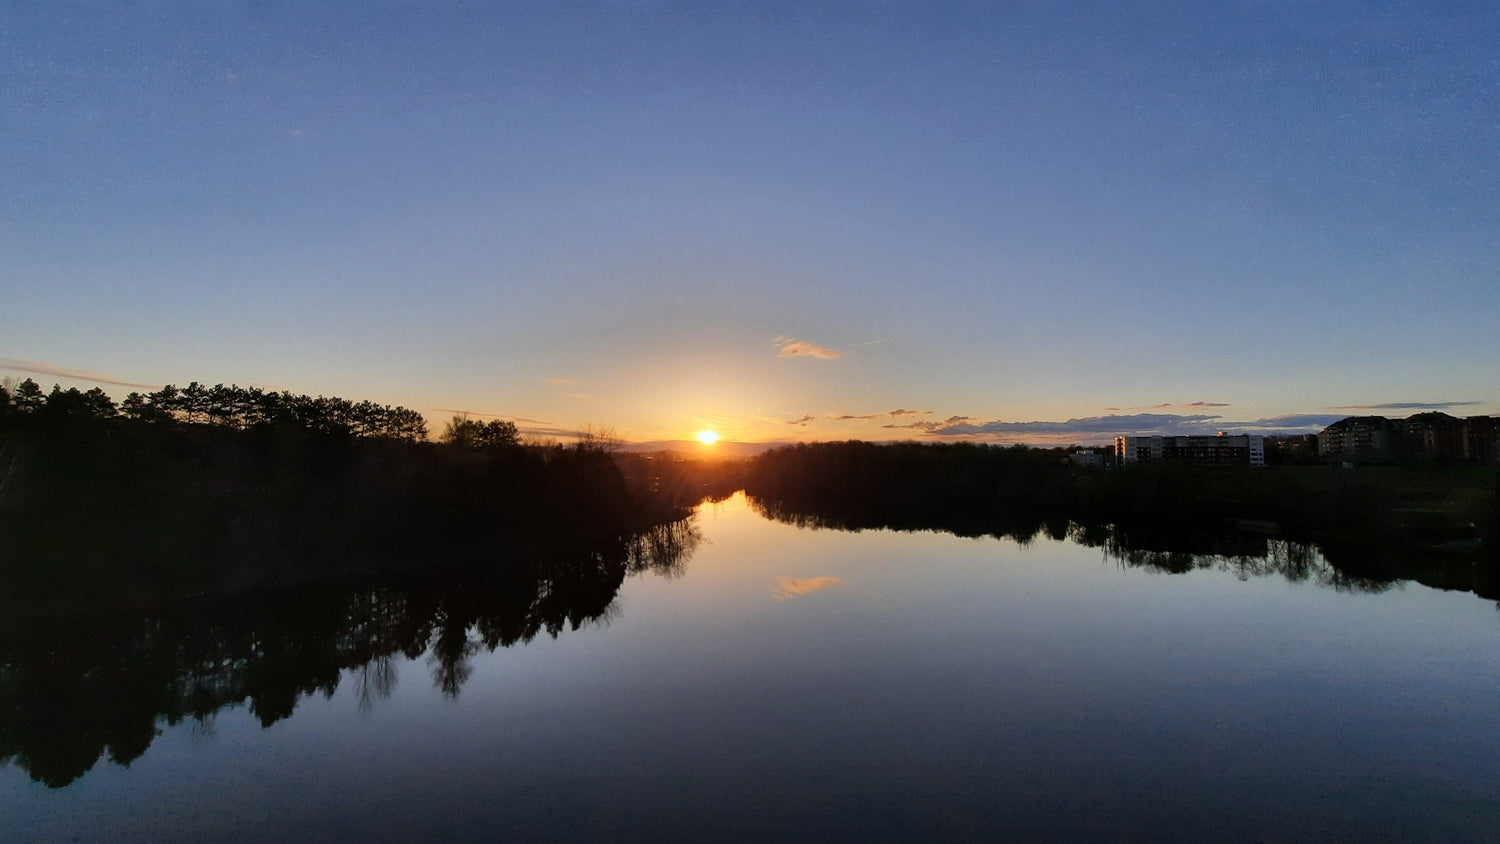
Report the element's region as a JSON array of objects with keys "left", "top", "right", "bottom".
[
  {"left": 575, "top": 424, "right": 622, "bottom": 455},
  {"left": 120, "top": 391, "right": 164, "bottom": 422},
  {"left": 180, "top": 382, "right": 210, "bottom": 424},
  {"left": 11, "top": 378, "right": 44, "bottom": 414},
  {"left": 110, "top": 382, "right": 425, "bottom": 441},
  {"left": 440, "top": 415, "right": 519, "bottom": 450},
  {"left": 441, "top": 414, "right": 481, "bottom": 448},
  {"left": 478, "top": 419, "right": 520, "bottom": 448},
  {"left": 40, "top": 385, "right": 118, "bottom": 421},
  {"left": 81, "top": 387, "right": 117, "bottom": 418}
]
